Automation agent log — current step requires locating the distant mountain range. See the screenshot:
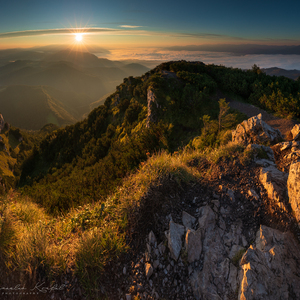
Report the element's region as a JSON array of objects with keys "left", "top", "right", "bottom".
[
  {"left": 0, "top": 47, "right": 150, "bottom": 129},
  {"left": 262, "top": 67, "right": 300, "bottom": 80}
]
